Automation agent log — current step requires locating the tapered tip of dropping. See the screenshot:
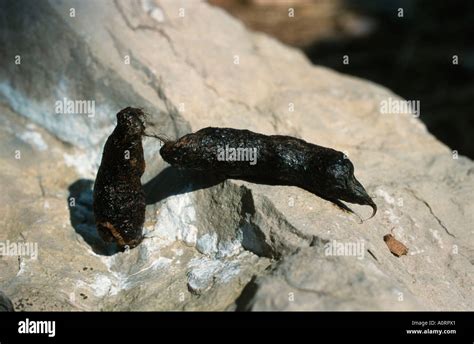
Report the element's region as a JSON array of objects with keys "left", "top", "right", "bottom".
[
  {"left": 343, "top": 176, "right": 377, "bottom": 221},
  {"left": 347, "top": 178, "right": 377, "bottom": 219},
  {"left": 357, "top": 195, "right": 377, "bottom": 221},
  {"left": 368, "top": 200, "right": 377, "bottom": 219}
]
